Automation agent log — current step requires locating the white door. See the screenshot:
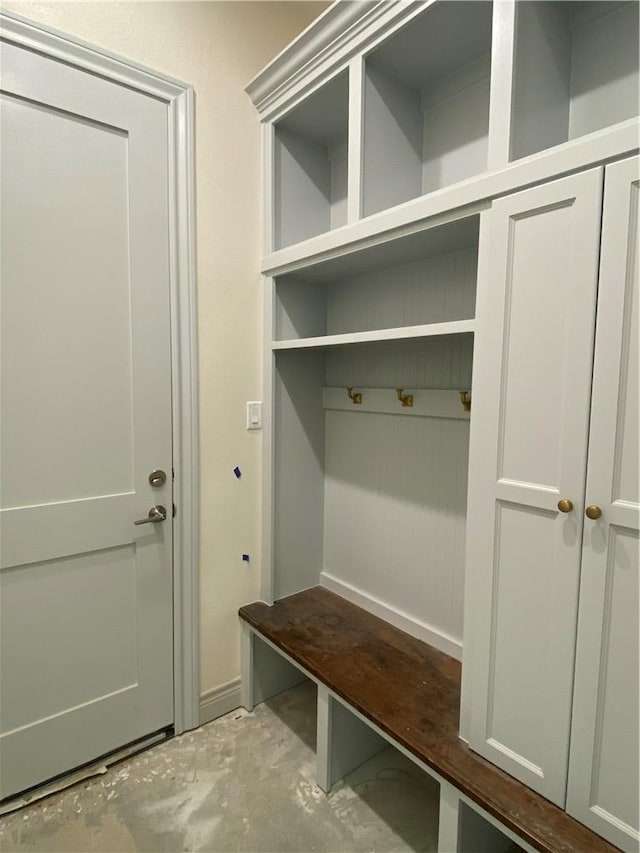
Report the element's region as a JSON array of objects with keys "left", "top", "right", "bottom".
[
  {"left": 0, "top": 38, "right": 174, "bottom": 800},
  {"left": 466, "top": 169, "right": 603, "bottom": 805},
  {"left": 567, "top": 156, "right": 640, "bottom": 852}
]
